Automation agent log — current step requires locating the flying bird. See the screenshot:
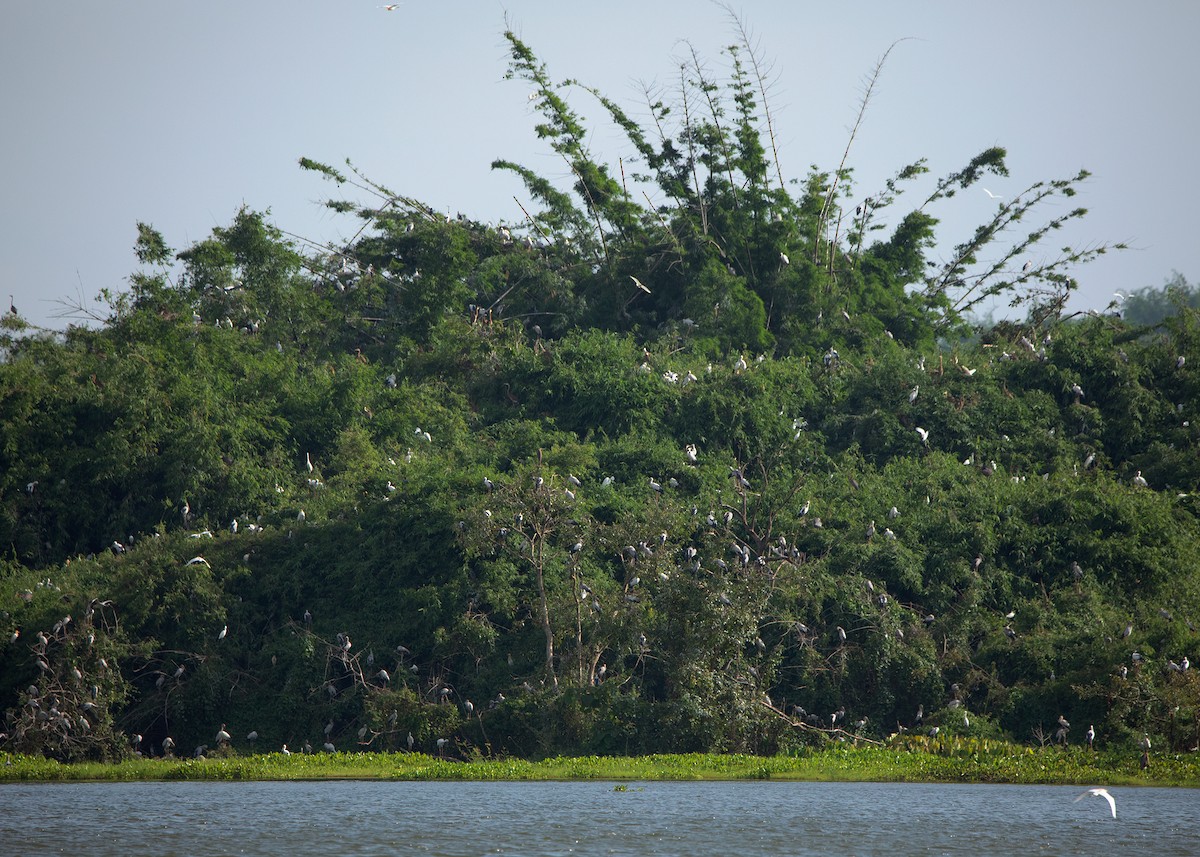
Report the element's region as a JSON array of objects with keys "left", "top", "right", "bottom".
[
  {"left": 982, "top": 188, "right": 1003, "bottom": 200},
  {"left": 1073, "top": 787, "right": 1116, "bottom": 819},
  {"left": 629, "top": 275, "right": 651, "bottom": 294},
  {"left": 915, "top": 427, "right": 929, "bottom": 445}
]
